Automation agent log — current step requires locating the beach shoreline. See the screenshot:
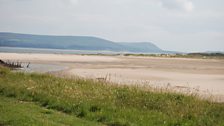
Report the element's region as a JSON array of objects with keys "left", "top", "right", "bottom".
[{"left": 1, "top": 52, "right": 224, "bottom": 102}]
